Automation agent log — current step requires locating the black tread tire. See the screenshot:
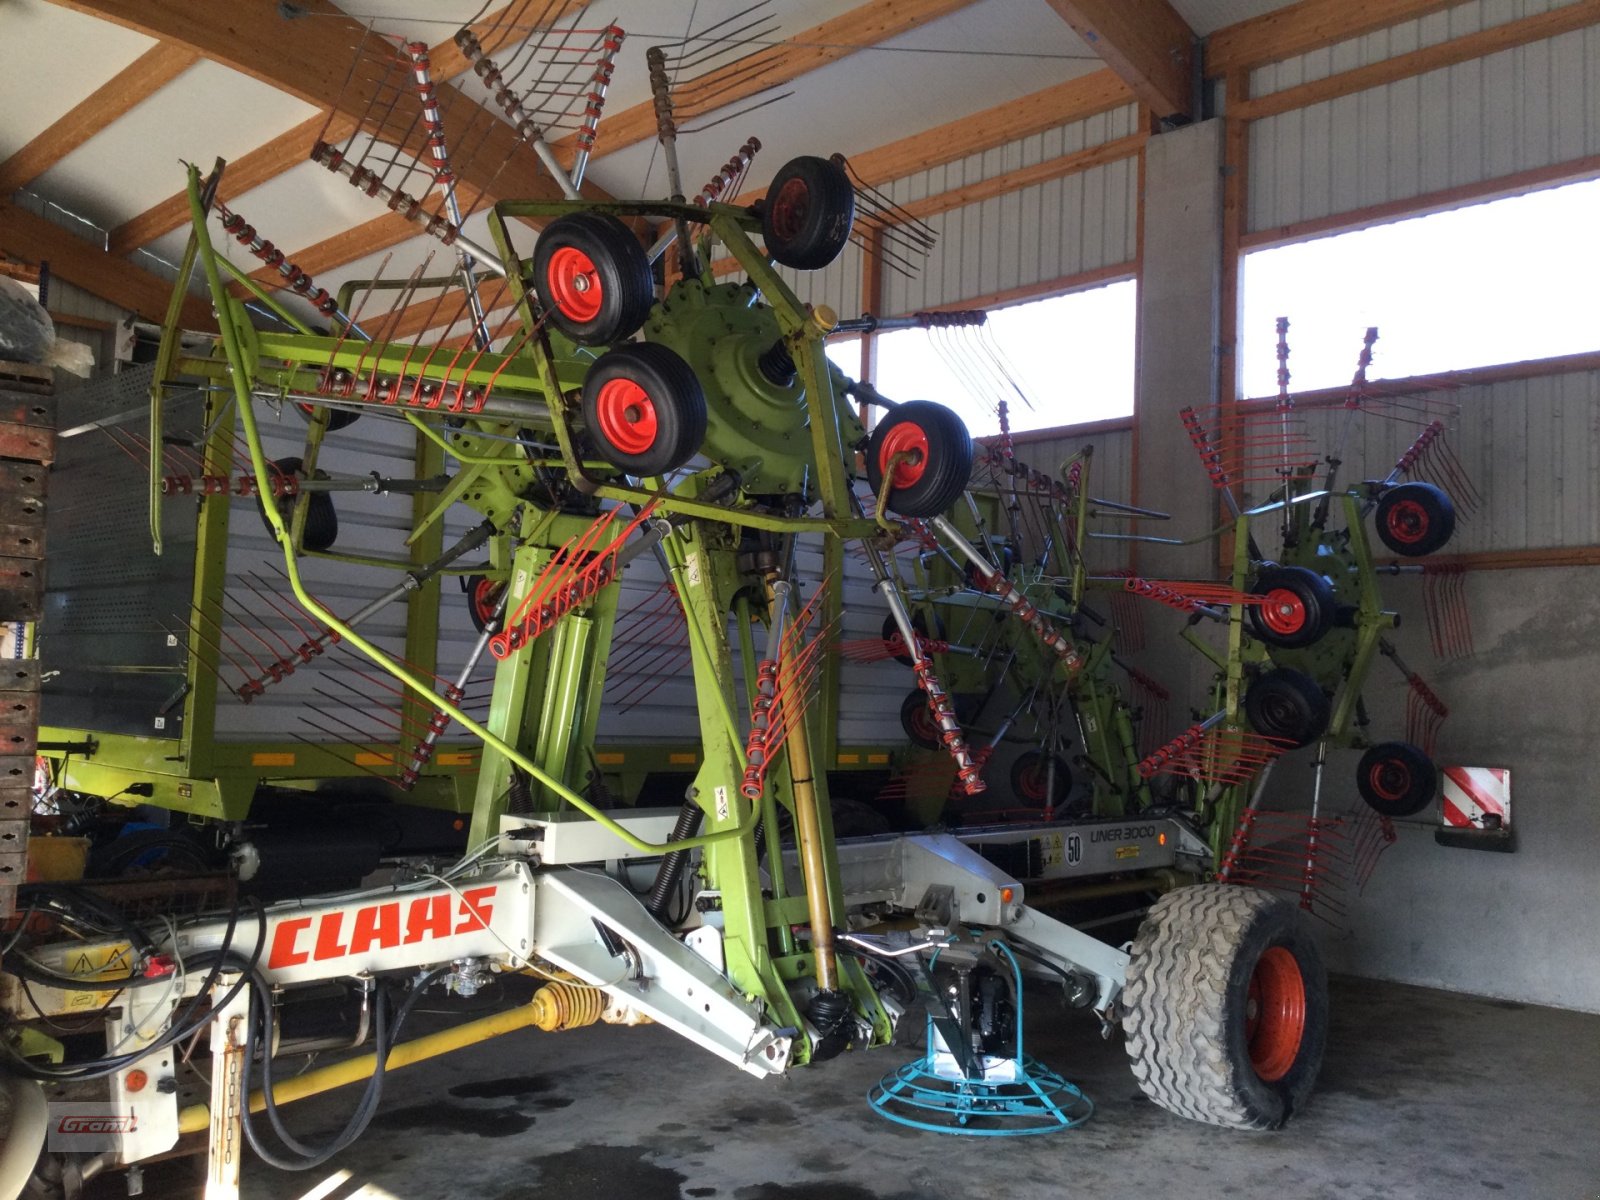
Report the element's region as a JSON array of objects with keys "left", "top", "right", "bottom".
[
  {"left": 1374, "top": 481, "right": 1455, "bottom": 557},
  {"left": 463, "top": 574, "right": 505, "bottom": 635},
  {"left": 900, "top": 688, "right": 942, "bottom": 751},
  {"left": 581, "top": 342, "right": 708, "bottom": 476},
  {"left": 865, "top": 401, "right": 973, "bottom": 518},
  {"left": 829, "top": 794, "right": 893, "bottom": 839},
  {"left": 1355, "top": 740, "right": 1438, "bottom": 817},
  {"left": 1010, "top": 750, "right": 1071, "bottom": 806},
  {"left": 531, "top": 211, "right": 655, "bottom": 345},
  {"left": 1247, "top": 564, "right": 1337, "bottom": 649},
  {"left": 881, "top": 610, "right": 944, "bottom": 667},
  {"left": 1123, "top": 883, "right": 1329, "bottom": 1130},
  {"left": 1244, "top": 667, "right": 1330, "bottom": 748},
  {"left": 293, "top": 401, "right": 361, "bottom": 431},
  {"left": 761, "top": 156, "right": 855, "bottom": 271},
  {"left": 256, "top": 457, "right": 338, "bottom": 553}
]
